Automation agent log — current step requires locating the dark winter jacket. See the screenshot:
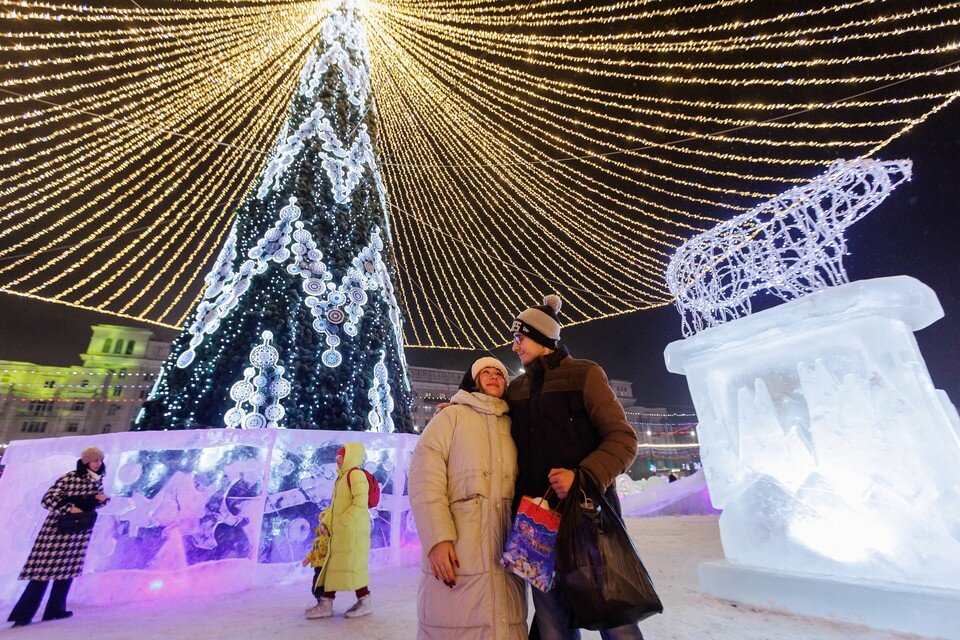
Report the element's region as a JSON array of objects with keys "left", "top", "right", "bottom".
[
  {"left": 507, "top": 345, "right": 638, "bottom": 510},
  {"left": 19, "top": 465, "right": 109, "bottom": 581}
]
